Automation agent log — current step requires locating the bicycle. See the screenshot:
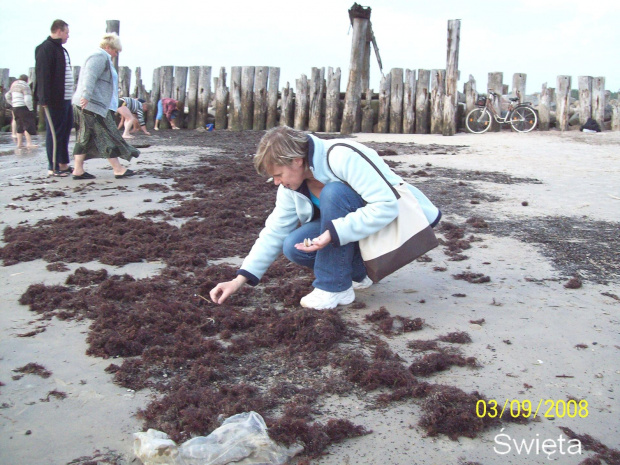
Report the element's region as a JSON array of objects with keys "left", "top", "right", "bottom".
[{"left": 465, "top": 91, "right": 538, "bottom": 134}]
